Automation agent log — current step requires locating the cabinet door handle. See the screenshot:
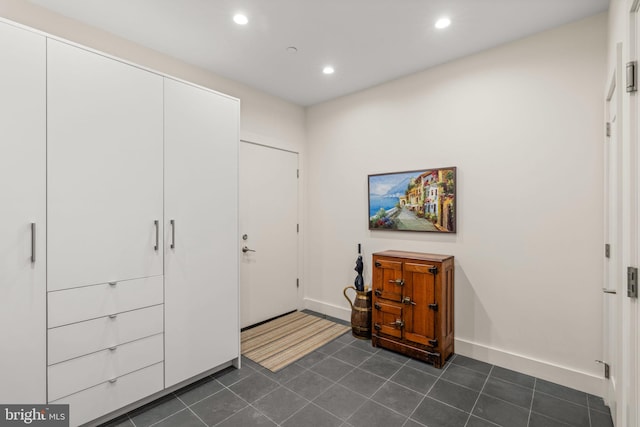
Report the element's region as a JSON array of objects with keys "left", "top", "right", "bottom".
[
  {"left": 108, "top": 378, "right": 118, "bottom": 384},
  {"left": 389, "top": 279, "right": 404, "bottom": 286},
  {"left": 391, "top": 319, "right": 404, "bottom": 328},
  {"left": 154, "top": 220, "right": 159, "bottom": 251},
  {"left": 170, "top": 220, "right": 175, "bottom": 249},
  {"left": 402, "top": 297, "right": 416, "bottom": 306},
  {"left": 30, "top": 222, "right": 36, "bottom": 263}
]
